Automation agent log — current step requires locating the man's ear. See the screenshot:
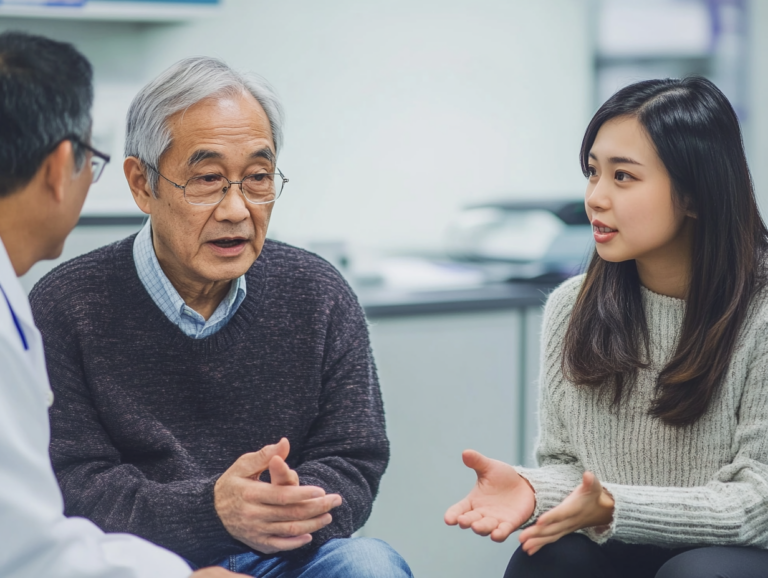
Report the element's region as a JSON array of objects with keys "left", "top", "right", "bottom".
[
  {"left": 43, "top": 140, "right": 76, "bottom": 204},
  {"left": 124, "top": 156, "right": 153, "bottom": 215}
]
